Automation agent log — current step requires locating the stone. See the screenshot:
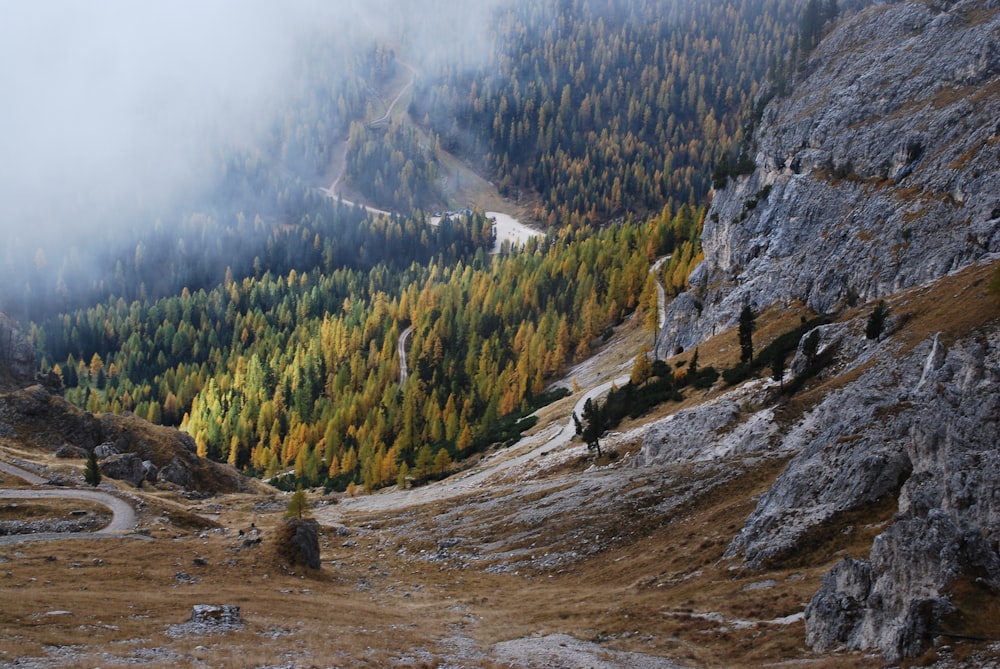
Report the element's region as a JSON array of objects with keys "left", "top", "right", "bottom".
[
  {"left": 142, "top": 460, "right": 159, "bottom": 483},
  {"left": 55, "top": 444, "right": 87, "bottom": 459},
  {"left": 99, "top": 452, "right": 145, "bottom": 487},
  {"left": 93, "top": 442, "right": 119, "bottom": 459},
  {"left": 189, "top": 604, "right": 241, "bottom": 626},
  {"left": 159, "top": 456, "right": 192, "bottom": 488},
  {"left": 277, "top": 517, "right": 321, "bottom": 569}
]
